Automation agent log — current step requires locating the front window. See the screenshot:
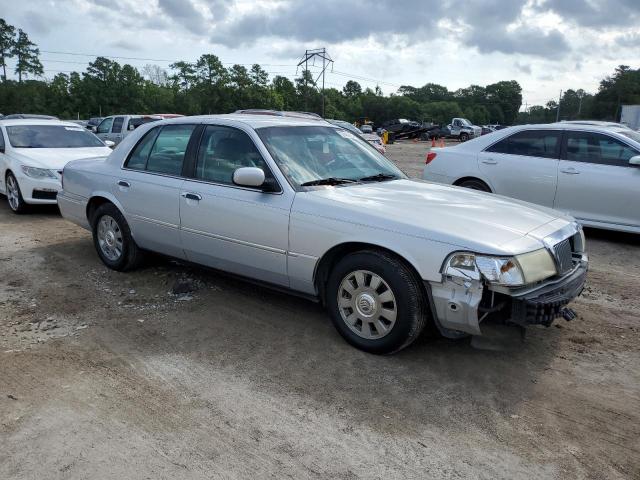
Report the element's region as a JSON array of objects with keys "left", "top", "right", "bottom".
[
  {"left": 6, "top": 125, "right": 106, "bottom": 148},
  {"left": 257, "top": 126, "right": 405, "bottom": 189},
  {"left": 97, "top": 117, "right": 113, "bottom": 134},
  {"left": 459, "top": 118, "right": 472, "bottom": 127}
]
